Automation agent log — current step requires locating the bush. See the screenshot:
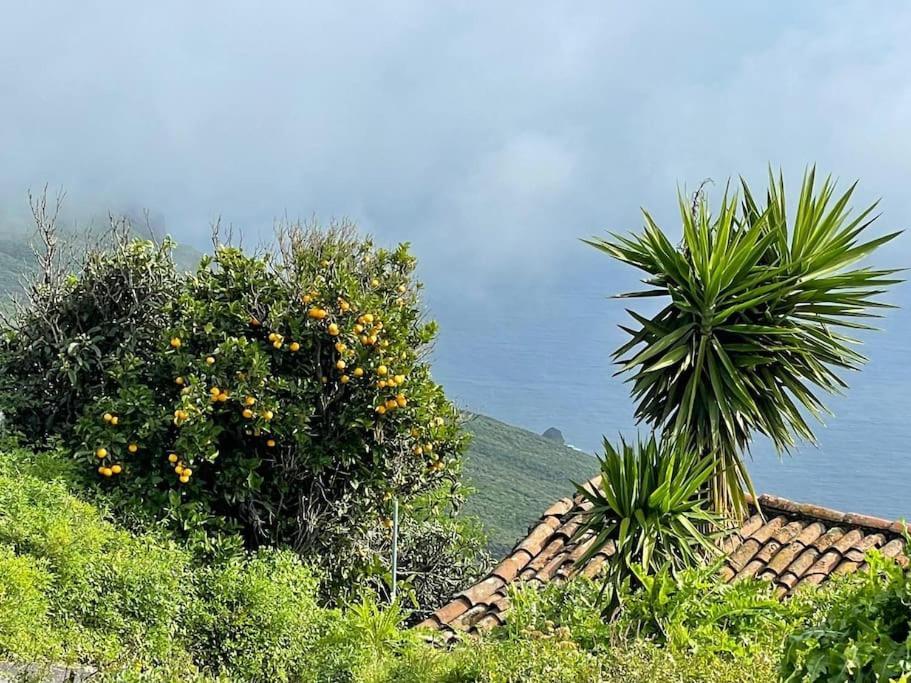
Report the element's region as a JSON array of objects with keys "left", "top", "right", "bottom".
[
  {"left": 0, "top": 440, "right": 196, "bottom": 670},
  {"left": 0, "top": 441, "right": 340, "bottom": 681},
  {"left": 780, "top": 549, "right": 911, "bottom": 681},
  {"left": 188, "top": 549, "right": 327, "bottom": 681},
  {"left": 90, "top": 227, "right": 465, "bottom": 593},
  {"left": 0, "top": 230, "right": 178, "bottom": 440},
  {"left": 0, "top": 221, "right": 477, "bottom": 603},
  {"left": 571, "top": 434, "right": 723, "bottom": 613}
]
